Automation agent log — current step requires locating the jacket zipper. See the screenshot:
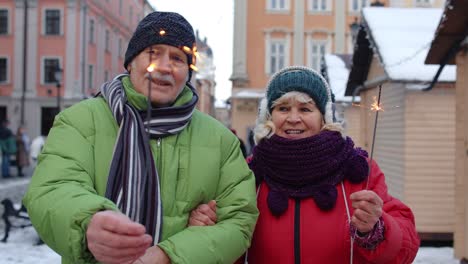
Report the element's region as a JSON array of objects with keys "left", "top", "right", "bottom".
[
  {"left": 294, "top": 199, "right": 301, "bottom": 264},
  {"left": 155, "top": 138, "right": 162, "bottom": 176}
]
